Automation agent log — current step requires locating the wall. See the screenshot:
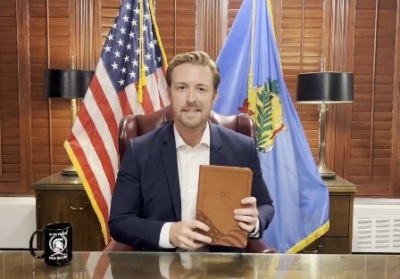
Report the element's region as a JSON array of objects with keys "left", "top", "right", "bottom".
[
  {"left": 0, "top": 0, "right": 399, "bottom": 197},
  {"left": 0, "top": 197, "right": 36, "bottom": 249}
]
